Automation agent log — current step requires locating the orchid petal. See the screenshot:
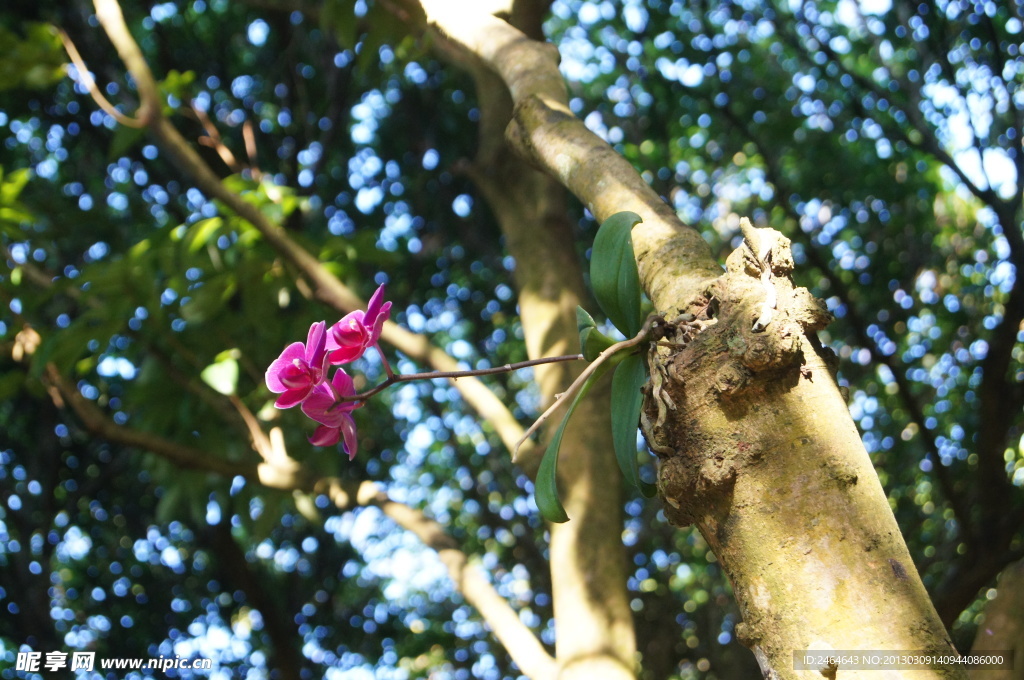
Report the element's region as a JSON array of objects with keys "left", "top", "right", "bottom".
[
  {"left": 302, "top": 384, "right": 345, "bottom": 426},
  {"left": 316, "top": 346, "right": 330, "bottom": 379},
  {"left": 327, "top": 345, "right": 367, "bottom": 365},
  {"left": 370, "top": 301, "right": 392, "bottom": 343},
  {"left": 365, "top": 283, "right": 386, "bottom": 322},
  {"left": 305, "top": 321, "right": 327, "bottom": 364},
  {"left": 339, "top": 415, "right": 358, "bottom": 460},
  {"left": 329, "top": 312, "right": 368, "bottom": 348},
  {"left": 274, "top": 386, "right": 312, "bottom": 409},
  {"left": 266, "top": 342, "right": 307, "bottom": 393},
  {"left": 330, "top": 368, "right": 356, "bottom": 397},
  {"left": 309, "top": 424, "right": 341, "bottom": 447}
]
